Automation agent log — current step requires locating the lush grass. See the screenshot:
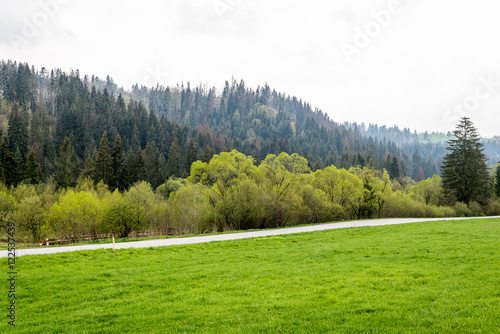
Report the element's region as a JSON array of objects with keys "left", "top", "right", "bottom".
[{"left": 3, "top": 219, "right": 500, "bottom": 333}]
